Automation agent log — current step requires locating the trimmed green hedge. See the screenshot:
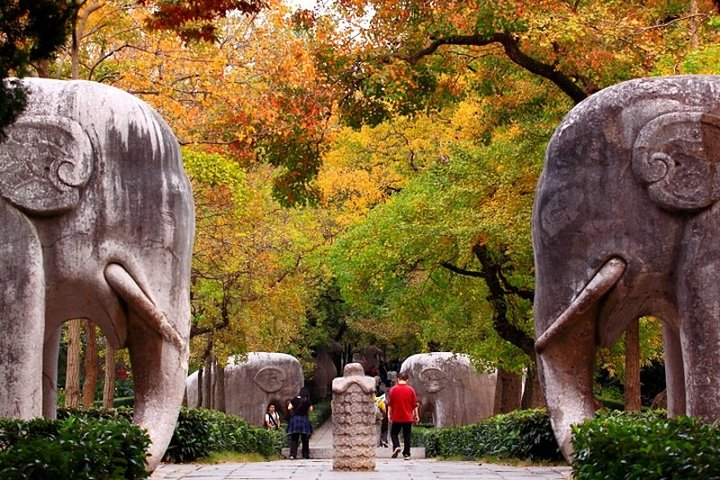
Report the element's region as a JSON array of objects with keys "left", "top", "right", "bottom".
[
  {"left": 413, "top": 409, "right": 562, "bottom": 462},
  {"left": 309, "top": 399, "right": 331, "bottom": 429},
  {"left": 163, "top": 408, "right": 280, "bottom": 463},
  {"left": 165, "top": 400, "right": 333, "bottom": 462},
  {"left": 0, "top": 414, "right": 150, "bottom": 479},
  {"left": 573, "top": 410, "right": 720, "bottom": 480}
]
